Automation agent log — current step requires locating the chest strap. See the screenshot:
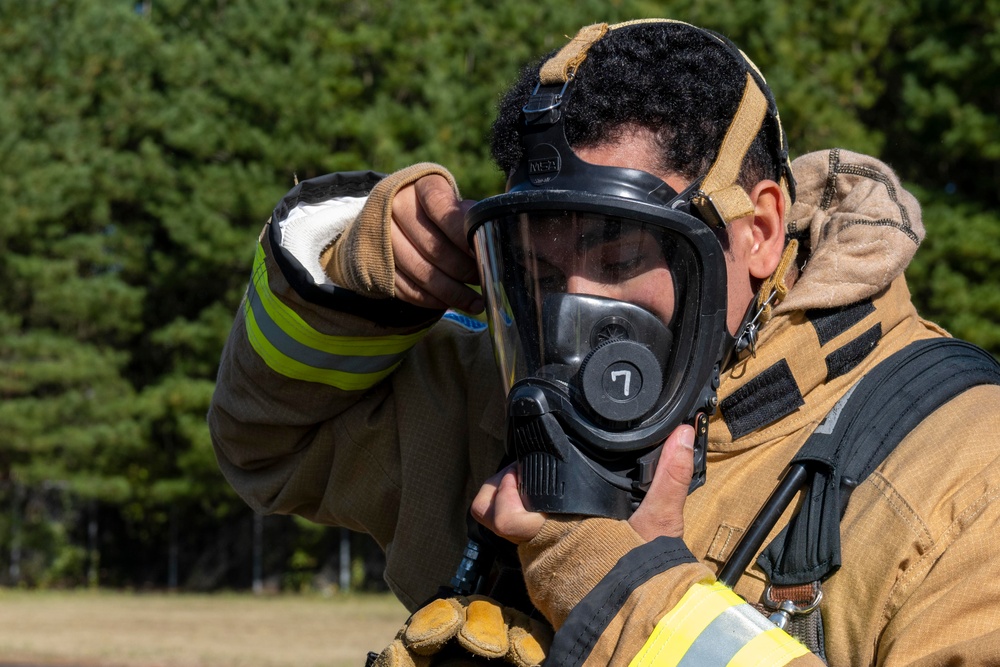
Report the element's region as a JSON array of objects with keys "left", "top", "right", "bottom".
[
  {"left": 760, "top": 338, "right": 1000, "bottom": 585},
  {"left": 720, "top": 338, "right": 1000, "bottom": 588}
]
